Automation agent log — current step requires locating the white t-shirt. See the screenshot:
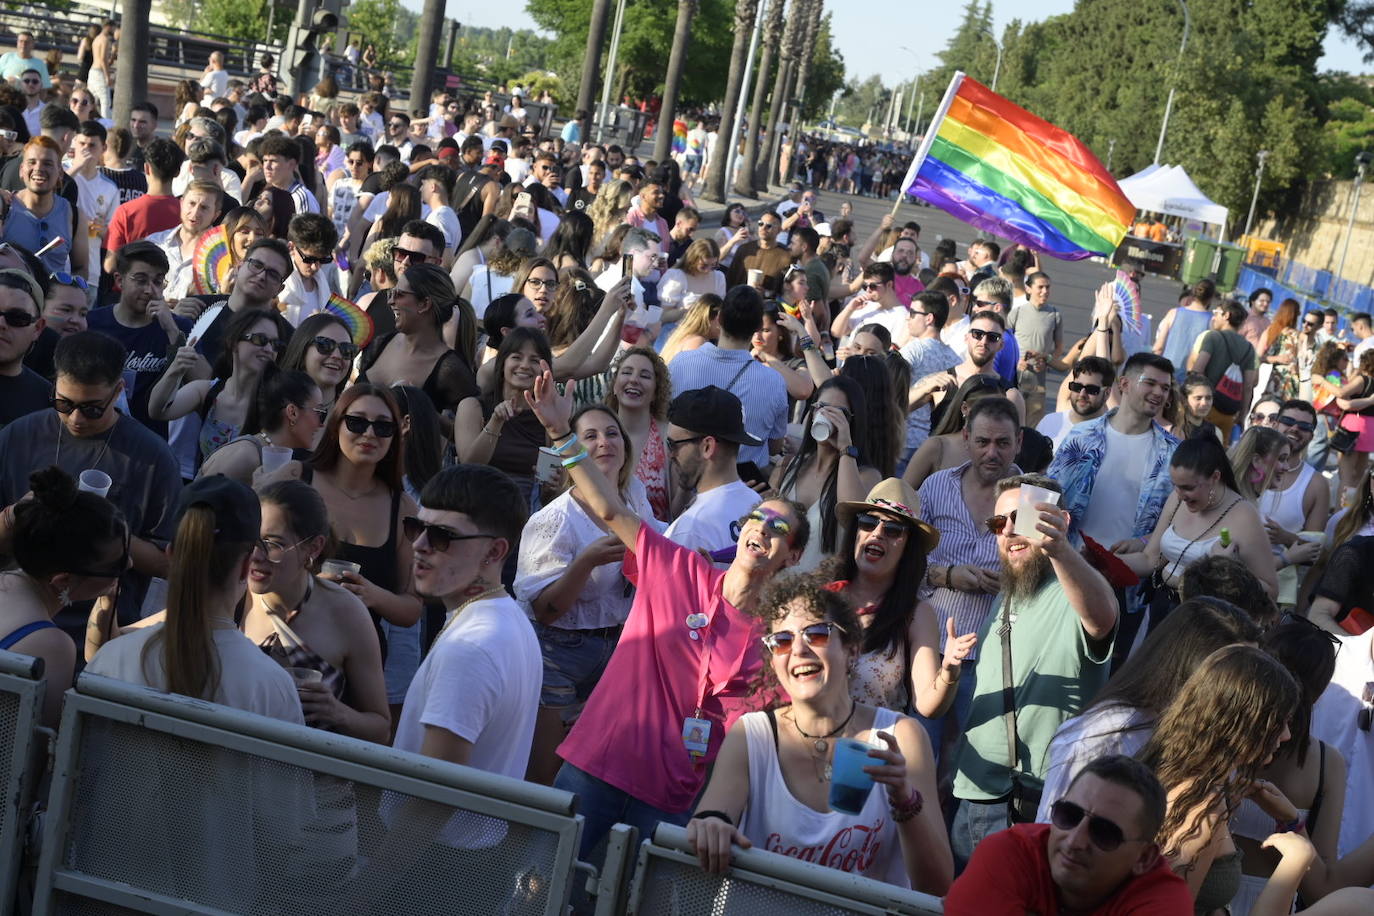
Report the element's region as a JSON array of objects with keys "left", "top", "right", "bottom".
[
  {"left": 841, "top": 298, "right": 910, "bottom": 347},
  {"left": 1036, "top": 411, "right": 1076, "bottom": 450},
  {"left": 86, "top": 623, "right": 305, "bottom": 724},
  {"left": 389, "top": 594, "right": 541, "bottom": 845},
  {"left": 426, "top": 204, "right": 462, "bottom": 254},
  {"left": 1079, "top": 423, "right": 1153, "bottom": 546},
  {"left": 941, "top": 315, "right": 970, "bottom": 359},
  {"left": 505, "top": 157, "right": 531, "bottom": 185},
  {"left": 200, "top": 68, "right": 229, "bottom": 100},
  {"left": 1310, "top": 628, "right": 1374, "bottom": 857},
  {"left": 665, "top": 480, "right": 761, "bottom": 559},
  {"left": 279, "top": 265, "right": 338, "bottom": 327},
  {"left": 71, "top": 170, "right": 119, "bottom": 286}
]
